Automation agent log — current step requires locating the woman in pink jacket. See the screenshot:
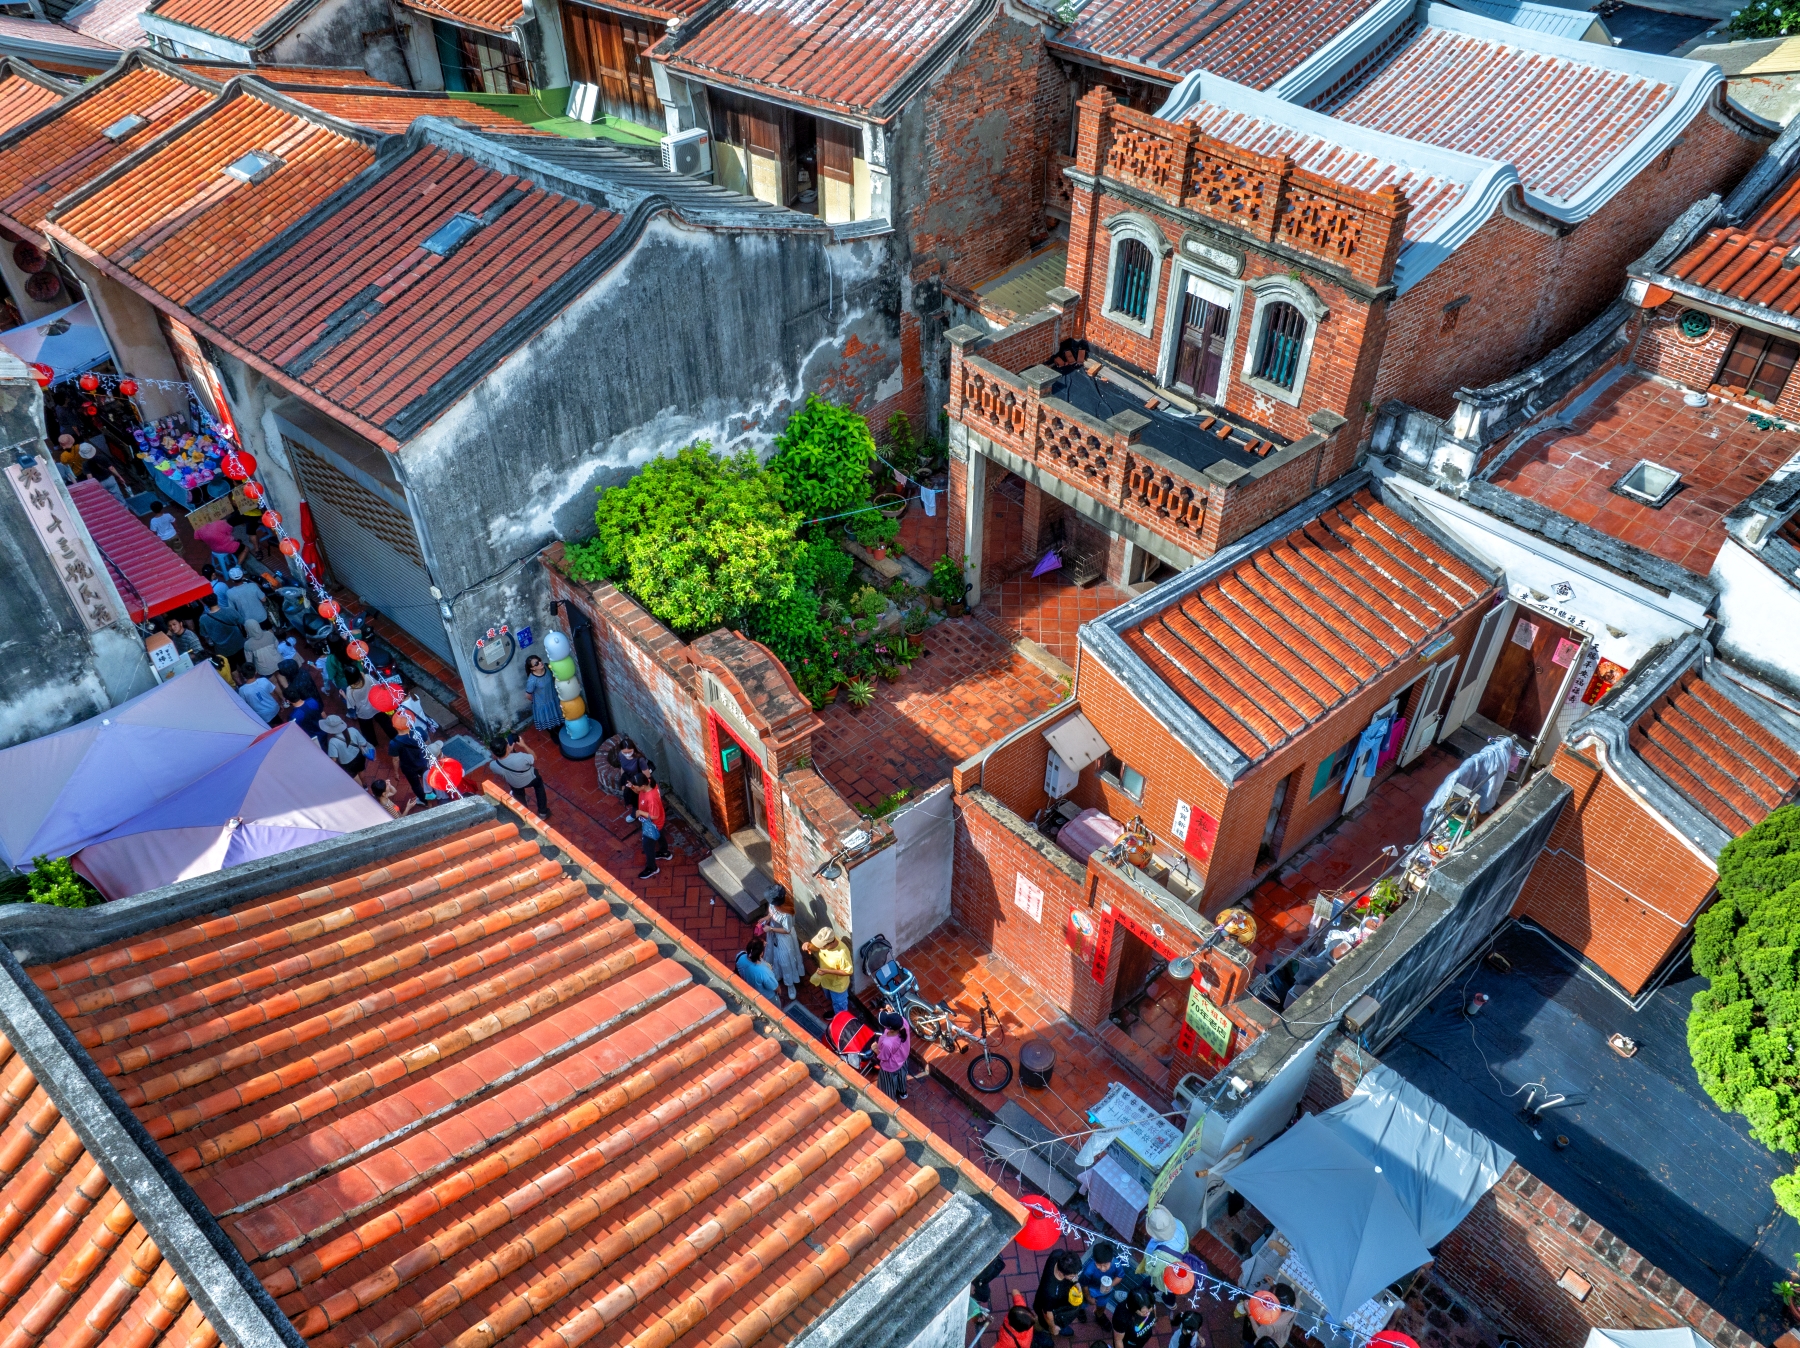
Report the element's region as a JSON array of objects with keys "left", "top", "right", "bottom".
[{"left": 876, "top": 1011, "right": 910, "bottom": 1101}]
